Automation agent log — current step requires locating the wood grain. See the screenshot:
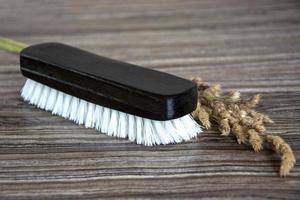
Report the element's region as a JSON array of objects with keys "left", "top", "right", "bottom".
[{"left": 0, "top": 0, "right": 300, "bottom": 199}]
